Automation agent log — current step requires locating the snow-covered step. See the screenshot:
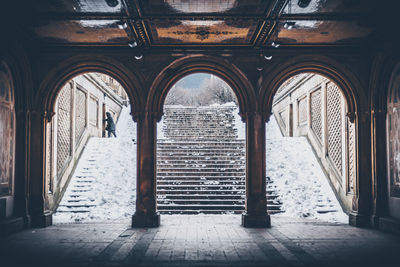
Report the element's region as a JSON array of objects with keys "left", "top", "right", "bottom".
[{"left": 157, "top": 105, "right": 282, "bottom": 215}]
